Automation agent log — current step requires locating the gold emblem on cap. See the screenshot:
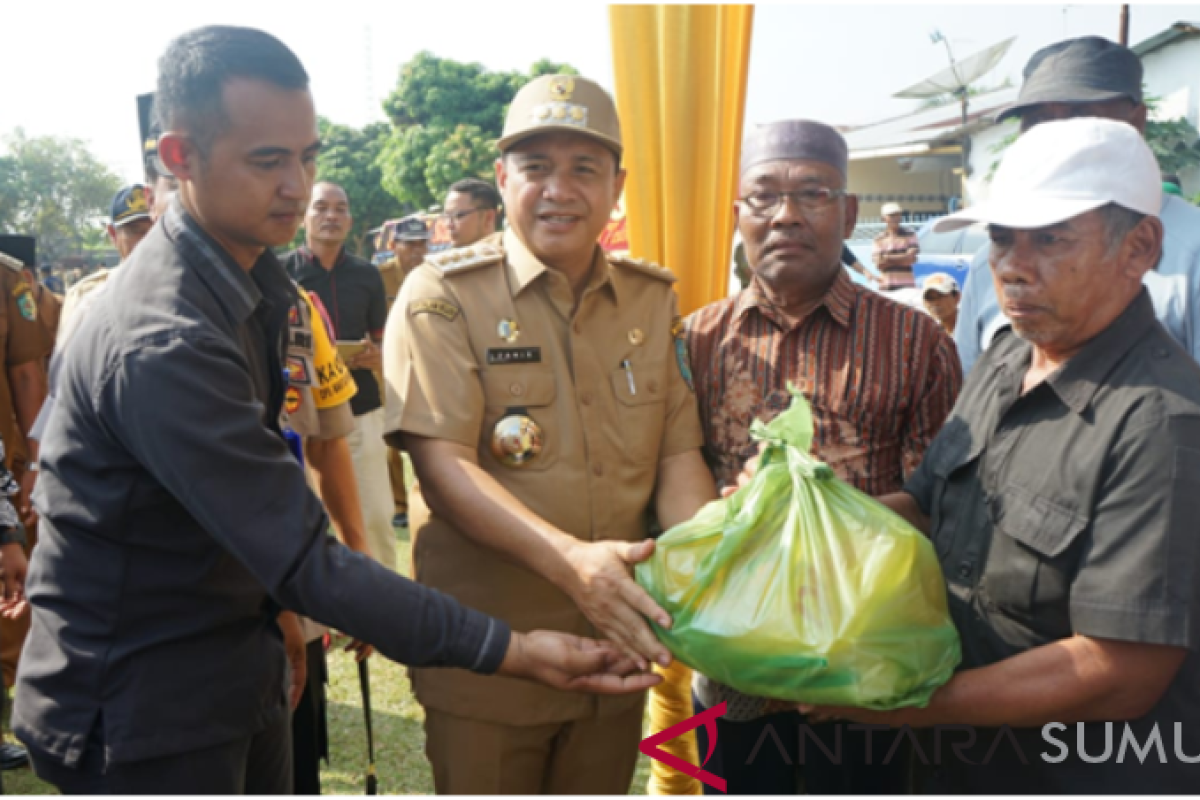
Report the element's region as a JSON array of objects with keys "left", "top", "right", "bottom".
[
  {"left": 549, "top": 76, "right": 576, "bottom": 101},
  {"left": 536, "top": 106, "right": 552, "bottom": 120},
  {"left": 498, "top": 319, "right": 521, "bottom": 343},
  {"left": 552, "top": 106, "right": 567, "bottom": 120},
  {"left": 491, "top": 414, "right": 544, "bottom": 467},
  {"left": 570, "top": 107, "right": 585, "bottom": 121},
  {"left": 628, "top": 328, "right": 645, "bottom": 346}
]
